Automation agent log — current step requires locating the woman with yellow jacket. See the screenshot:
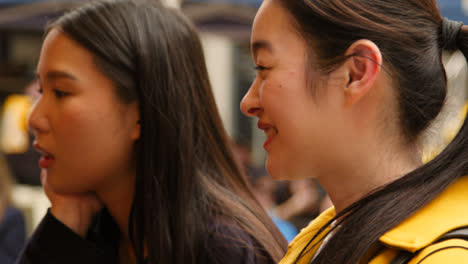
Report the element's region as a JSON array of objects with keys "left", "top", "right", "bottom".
[{"left": 240, "top": 0, "right": 468, "bottom": 263}]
